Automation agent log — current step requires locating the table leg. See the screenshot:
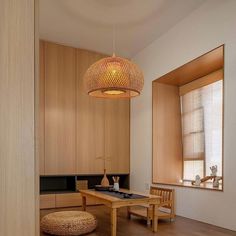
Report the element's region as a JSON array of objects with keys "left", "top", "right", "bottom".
[
  {"left": 127, "top": 206, "right": 131, "bottom": 219},
  {"left": 82, "top": 196, "right": 86, "bottom": 211},
  {"left": 152, "top": 204, "right": 158, "bottom": 232},
  {"left": 111, "top": 208, "right": 117, "bottom": 236}
]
